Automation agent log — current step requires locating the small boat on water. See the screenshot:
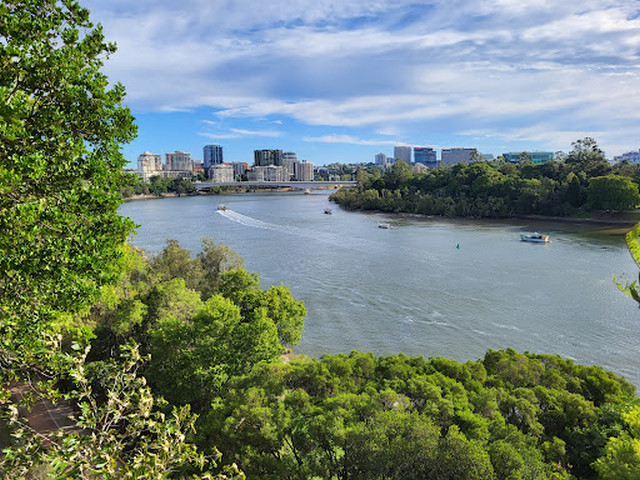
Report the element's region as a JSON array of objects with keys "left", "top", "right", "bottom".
[
  {"left": 218, "top": 204, "right": 227, "bottom": 211},
  {"left": 378, "top": 223, "right": 391, "bottom": 229},
  {"left": 304, "top": 188, "right": 311, "bottom": 195},
  {"left": 520, "top": 232, "right": 549, "bottom": 243},
  {"left": 324, "top": 208, "right": 332, "bottom": 214}
]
